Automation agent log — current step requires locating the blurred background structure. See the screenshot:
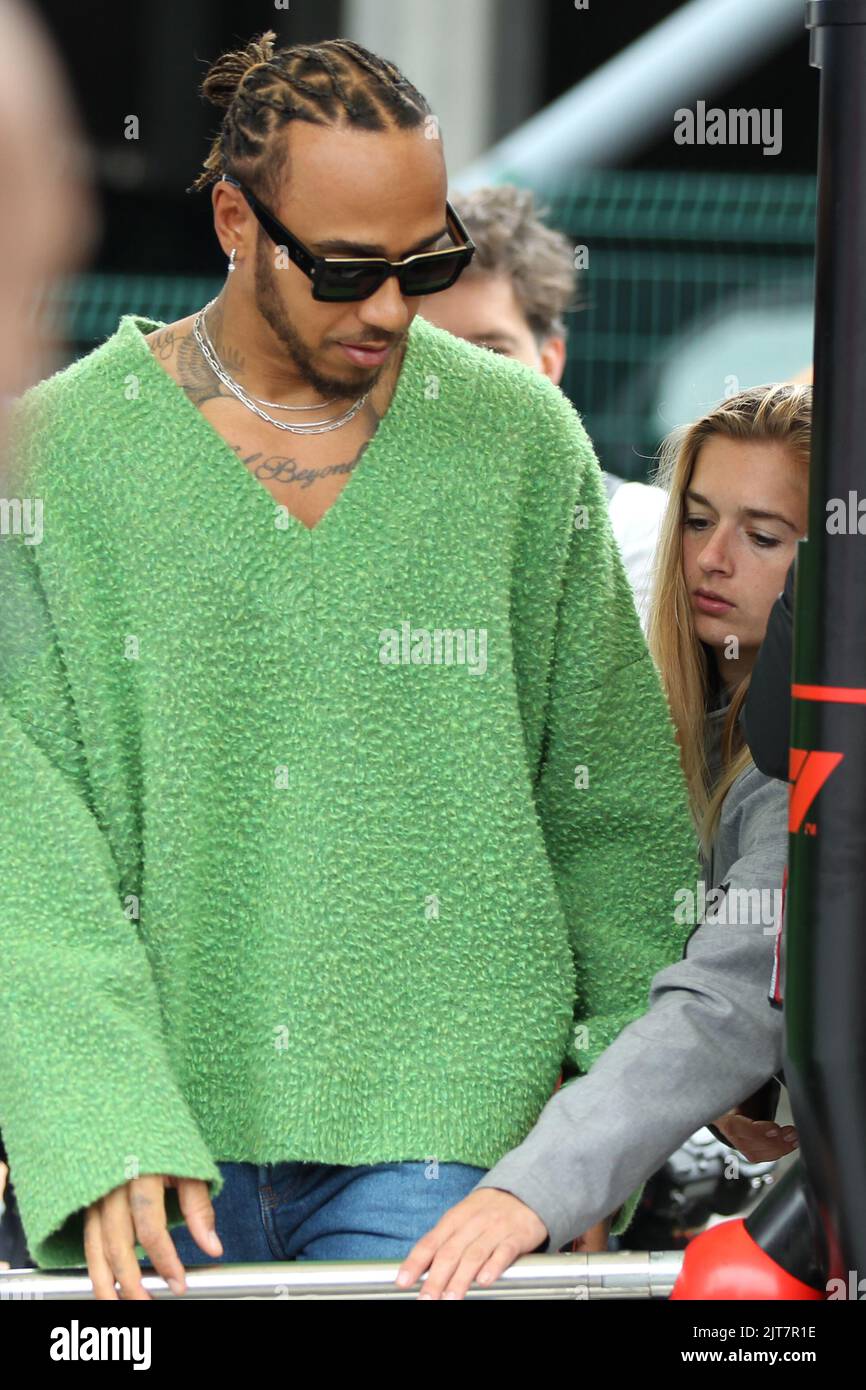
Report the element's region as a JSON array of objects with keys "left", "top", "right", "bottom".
[{"left": 30, "top": 0, "right": 818, "bottom": 481}]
